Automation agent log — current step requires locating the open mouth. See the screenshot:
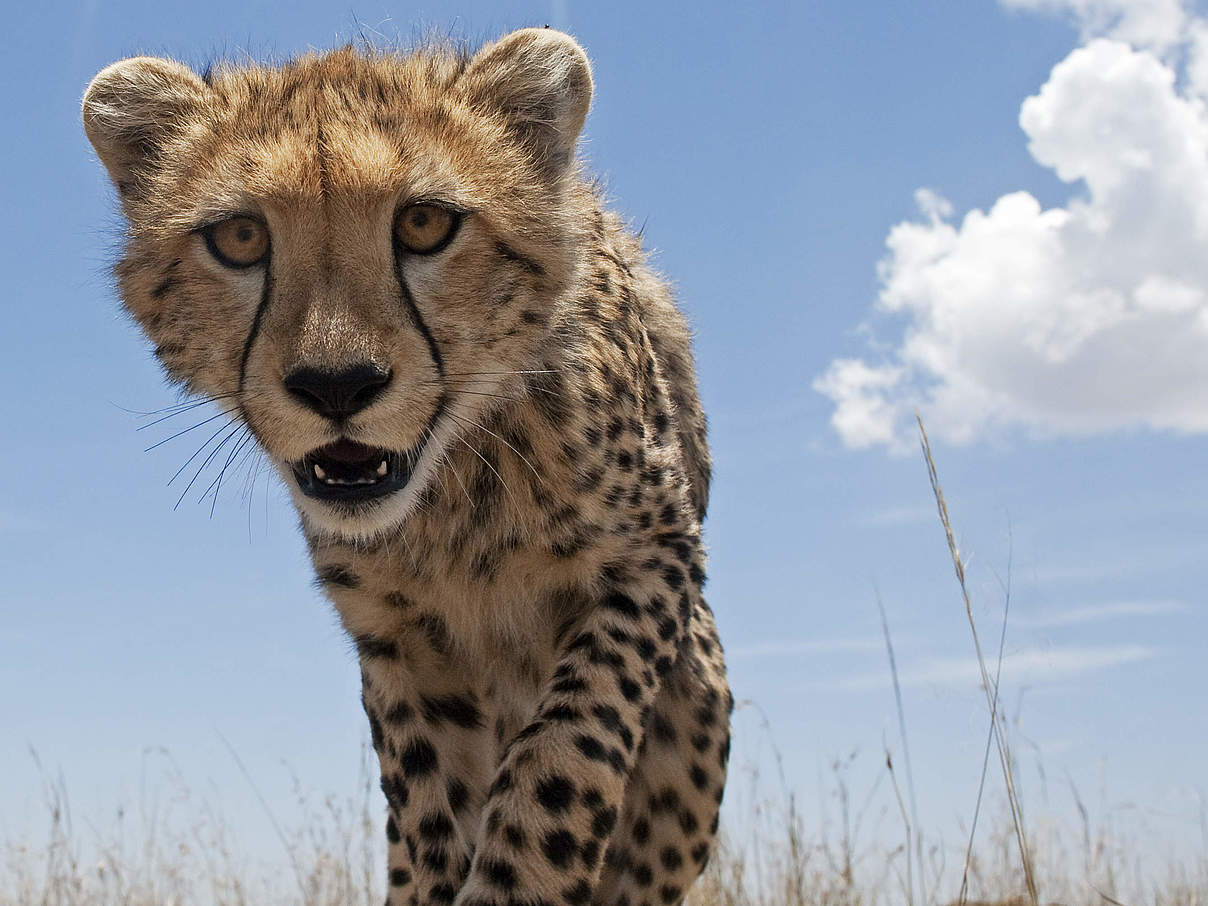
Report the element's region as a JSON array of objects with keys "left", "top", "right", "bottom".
[{"left": 291, "top": 439, "right": 418, "bottom": 504}]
